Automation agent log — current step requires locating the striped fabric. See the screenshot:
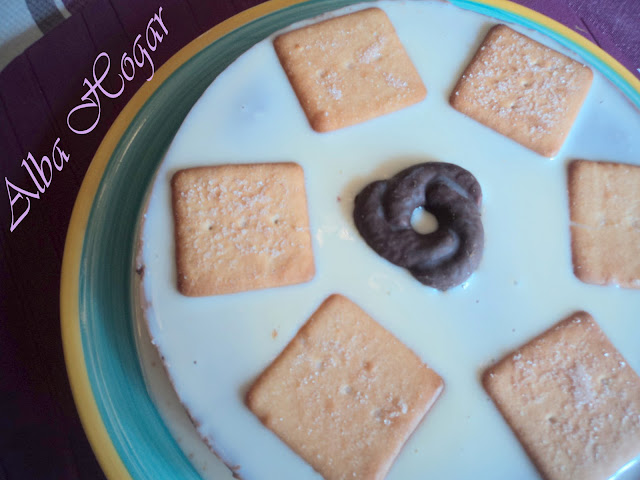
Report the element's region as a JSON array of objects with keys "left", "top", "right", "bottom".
[{"left": 0, "top": 0, "right": 93, "bottom": 71}]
